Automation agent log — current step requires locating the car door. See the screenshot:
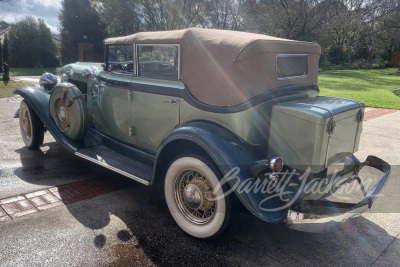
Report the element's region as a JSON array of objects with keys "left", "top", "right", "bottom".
[
  {"left": 92, "top": 44, "right": 135, "bottom": 144},
  {"left": 130, "top": 44, "right": 181, "bottom": 153}
]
